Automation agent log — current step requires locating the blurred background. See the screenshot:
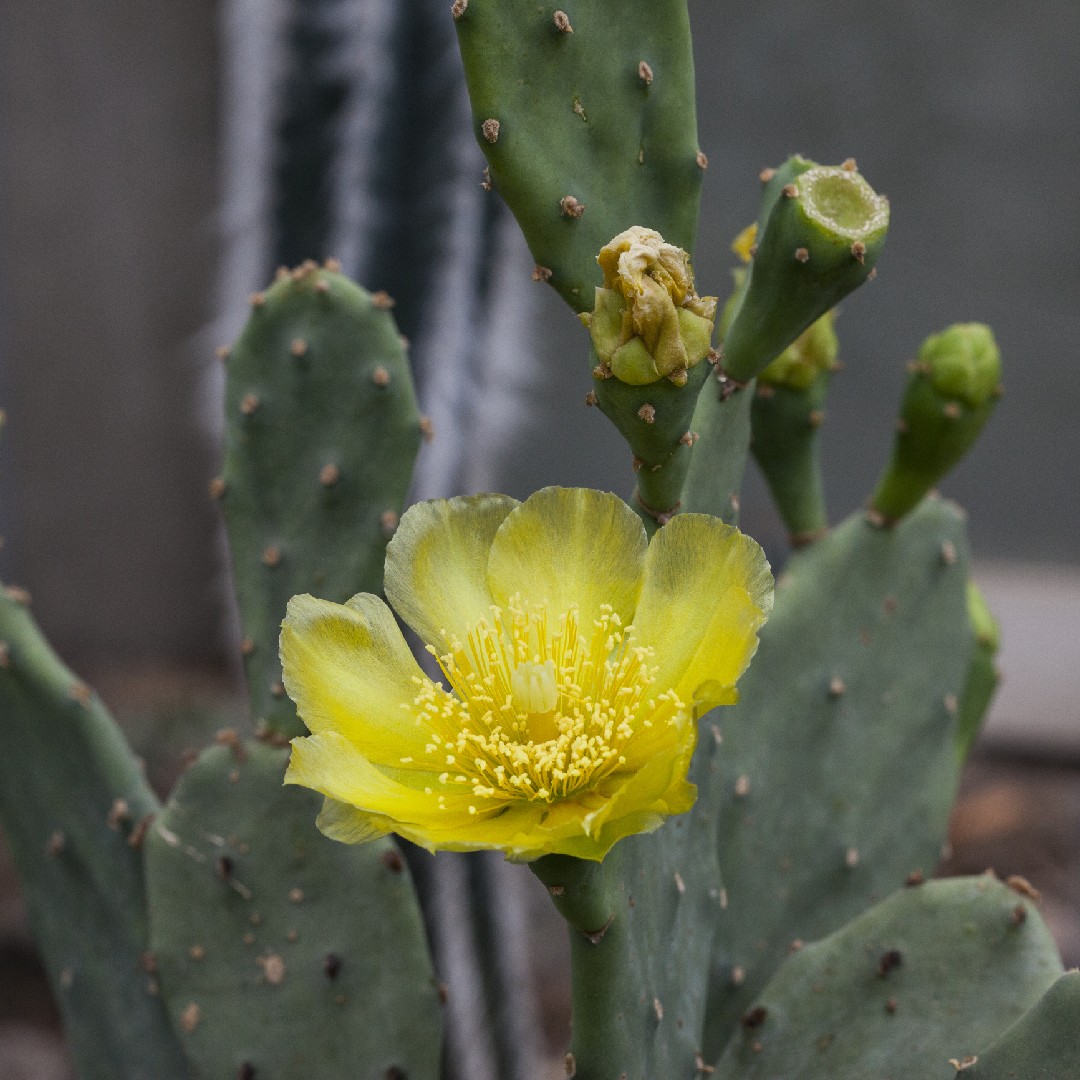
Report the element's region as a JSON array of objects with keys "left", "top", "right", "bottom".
[{"left": 0, "top": 1, "right": 1077, "bottom": 1075}]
